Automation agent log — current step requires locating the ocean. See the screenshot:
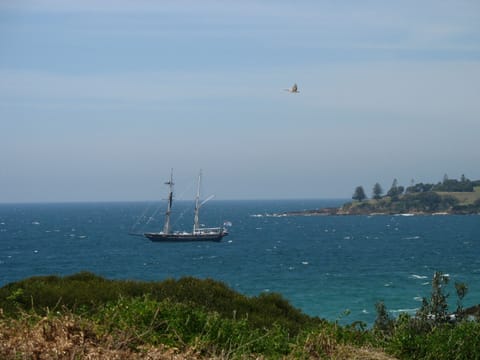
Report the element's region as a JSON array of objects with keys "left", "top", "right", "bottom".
[{"left": 1, "top": 199, "right": 479, "bottom": 325}]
